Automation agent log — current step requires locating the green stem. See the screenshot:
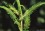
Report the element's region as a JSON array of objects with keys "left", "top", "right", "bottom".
[
  {"left": 2, "top": 1, "right": 19, "bottom": 15},
  {"left": 16, "top": 0, "right": 22, "bottom": 16},
  {"left": 20, "top": 5, "right": 27, "bottom": 10},
  {"left": 16, "top": 0, "right": 23, "bottom": 31},
  {"left": 20, "top": 21, "right": 23, "bottom": 31},
  {"left": 0, "top": 6, "right": 20, "bottom": 26},
  {"left": 19, "top": 2, "right": 45, "bottom": 21}
]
